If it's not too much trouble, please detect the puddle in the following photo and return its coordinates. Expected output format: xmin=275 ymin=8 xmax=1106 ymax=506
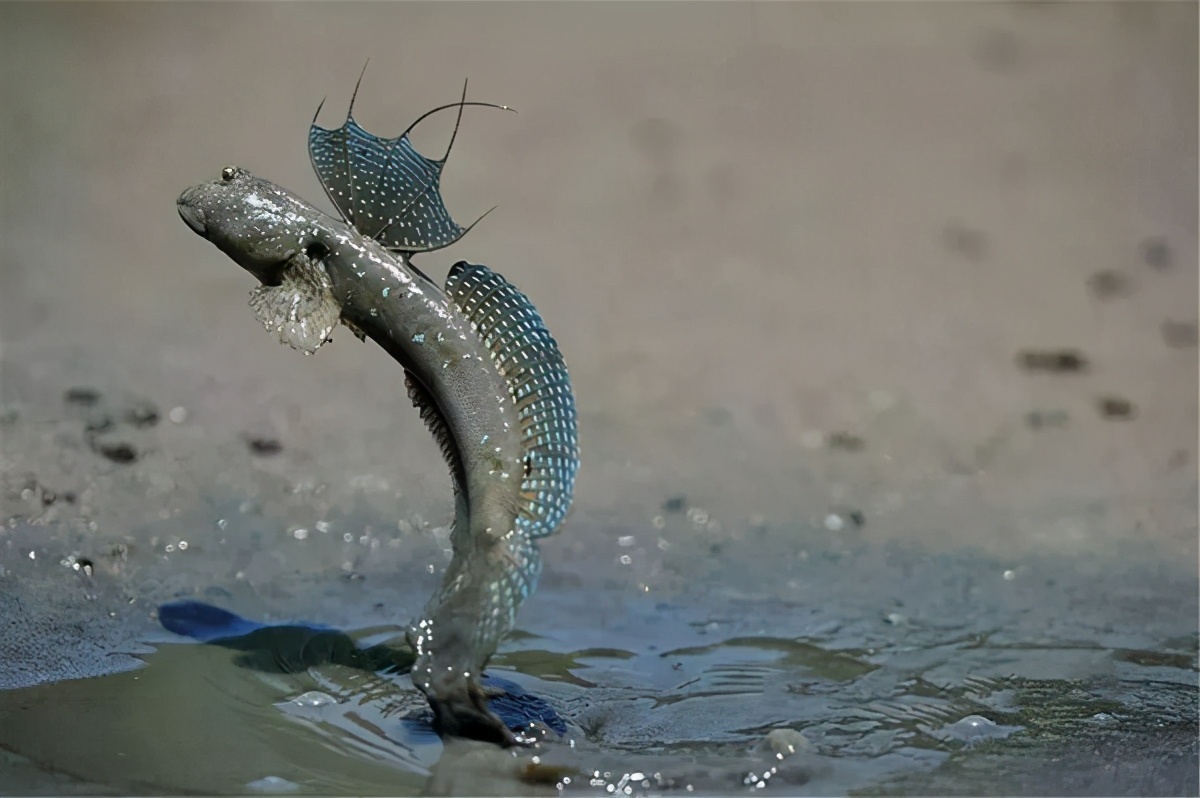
xmin=0 ymin=538 xmax=1195 ymax=795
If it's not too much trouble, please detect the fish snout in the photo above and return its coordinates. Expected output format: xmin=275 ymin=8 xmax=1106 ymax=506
xmin=177 ymin=188 xmax=207 ymax=235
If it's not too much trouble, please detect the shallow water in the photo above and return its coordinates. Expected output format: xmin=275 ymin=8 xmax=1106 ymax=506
xmin=1 ymin=468 xmax=1196 ymax=795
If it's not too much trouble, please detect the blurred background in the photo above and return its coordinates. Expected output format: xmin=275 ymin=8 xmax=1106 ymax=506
xmin=0 ymin=3 xmax=1196 ymax=793
xmin=3 ymin=2 xmax=1195 ymax=557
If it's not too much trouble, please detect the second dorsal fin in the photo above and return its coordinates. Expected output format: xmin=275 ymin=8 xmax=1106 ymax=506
xmin=444 ymin=262 xmax=579 ymax=539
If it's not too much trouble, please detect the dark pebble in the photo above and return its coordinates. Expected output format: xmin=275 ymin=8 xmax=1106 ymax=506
xmin=64 ymin=387 xmax=101 ymax=407
xmin=1097 ymin=396 xmax=1136 ymax=420
xmin=94 ymin=441 xmax=139 ymax=464
xmin=828 ymin=432 xmax=865 ymax=452
xmin=1016 ymin=350 xmax=1089 ymax=373
xmin=662 ymin=495 xmax=687 ymax=513
xmin=1087 ymin=270 xmax=1132 ymax=299
xmin=245 ymin=436 xmax=283 ymax=457
xmin=1140 ymin=237 xmax=1172 ymax=269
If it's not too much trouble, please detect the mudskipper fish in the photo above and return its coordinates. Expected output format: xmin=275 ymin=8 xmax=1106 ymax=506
xmin=176 ymin=72 xmax=579 ymax=747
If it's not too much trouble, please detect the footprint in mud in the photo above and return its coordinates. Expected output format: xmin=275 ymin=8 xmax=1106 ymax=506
xmin=64 ymin=386 xmax=160 ymax=465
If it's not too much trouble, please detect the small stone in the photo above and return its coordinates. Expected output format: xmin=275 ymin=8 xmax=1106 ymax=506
xmin=1096 ymin=396 xmax=1136 ymax=420
xmin=662 ymin=495 xmax=686 ymax=513
xmin=1087 ymin=270 xmax=1132 ymax=299
xmin=245 ymin=436 xmax=283 ymax=456
xmin=1016 ymin=350 xmax=1088 ymax=374
xmin=827 ymin=432 xmax=864 ymax=452
xmin=64 ymin=387 xmax=101 ymax=407
xmin=1140 ymin=237 xmax=1172 ymax=270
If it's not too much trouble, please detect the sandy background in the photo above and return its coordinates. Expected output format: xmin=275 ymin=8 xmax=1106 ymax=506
xmin=1 ymin=2 xmax=1196 ymax=587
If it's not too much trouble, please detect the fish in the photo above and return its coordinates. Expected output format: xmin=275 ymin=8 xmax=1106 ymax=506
xmin=176 ymin=71 xmax=580 ymax=747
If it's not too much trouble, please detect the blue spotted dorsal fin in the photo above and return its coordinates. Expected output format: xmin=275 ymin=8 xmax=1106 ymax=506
xmin=444 ymin=262 xmax=579 ymax=538
xmin=308 ymin=73 xmax=510 ymax=254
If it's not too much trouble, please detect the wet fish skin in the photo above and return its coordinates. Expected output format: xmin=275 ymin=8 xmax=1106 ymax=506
xmin=177 ymin=166 xmax=569 ymax=747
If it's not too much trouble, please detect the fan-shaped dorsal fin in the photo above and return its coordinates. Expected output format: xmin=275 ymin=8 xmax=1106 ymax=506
xmin=308 ymin=72 xmax=512 ymax=254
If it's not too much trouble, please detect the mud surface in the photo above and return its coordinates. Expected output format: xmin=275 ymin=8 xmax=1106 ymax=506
xmin=1 ymin=2 xmax=1196 ymax=795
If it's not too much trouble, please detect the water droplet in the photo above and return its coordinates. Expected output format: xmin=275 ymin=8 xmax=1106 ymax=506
xmin=292 ymin=528 xmax=308 ymax=540
xmin=291 ymin=691 xmax=336 ymax=708
xmin=168 ymin=406 xmax=188 ymax=424
xmin=823 ymin=513 xmax=845 ymax=532
xmin=617 ymin=535 xmax=636 ymax=547
xmin=245 ymin=776 xmax=299 ymax=793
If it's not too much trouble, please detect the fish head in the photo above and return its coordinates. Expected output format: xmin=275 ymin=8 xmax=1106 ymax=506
xmin=177 ymin=167 xmax=323 ymax=286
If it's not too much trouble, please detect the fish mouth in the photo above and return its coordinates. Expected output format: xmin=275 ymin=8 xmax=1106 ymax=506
xmin=177 ymin=193 xmax=206 ymax=235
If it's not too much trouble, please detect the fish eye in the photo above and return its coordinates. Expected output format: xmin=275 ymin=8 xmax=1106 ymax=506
xmin=221 ymin=166 xmax=238 ymax=181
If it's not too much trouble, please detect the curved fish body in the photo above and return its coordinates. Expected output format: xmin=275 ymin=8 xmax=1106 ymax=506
xmin=175 ymin=83 xmax=578 ymax=746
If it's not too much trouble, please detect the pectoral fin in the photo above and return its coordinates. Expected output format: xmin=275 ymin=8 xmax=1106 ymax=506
xmin=248 ymin=250 xmax=342 ymax=355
